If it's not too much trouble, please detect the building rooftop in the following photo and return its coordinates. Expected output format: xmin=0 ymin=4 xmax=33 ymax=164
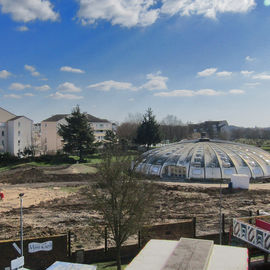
xmin=43 ymin=114 xmax=110 ymax=123
xmin=86 ymin=114 xmax=110 ymax=123
xmin=43 ymin=114 xmax=69 ymax=122
xmin=8 ymin=115 xmax=32 ymax=122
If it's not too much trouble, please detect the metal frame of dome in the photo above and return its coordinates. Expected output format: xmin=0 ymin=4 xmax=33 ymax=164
xmin=135 ymin=138 xmax=270 ymax=180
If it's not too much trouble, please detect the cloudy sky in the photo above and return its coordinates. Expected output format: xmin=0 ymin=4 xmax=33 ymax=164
xmin=1 ymin=0 xmax=270 ymax=127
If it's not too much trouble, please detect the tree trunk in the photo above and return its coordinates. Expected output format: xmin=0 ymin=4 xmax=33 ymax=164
xmin=116 ymin=244 xmax=122 ymax=270
xmin=79 ymin=149 xmax=82 ymax=163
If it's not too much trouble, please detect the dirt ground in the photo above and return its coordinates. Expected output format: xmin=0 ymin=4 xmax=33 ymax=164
xmin=1 ymin=165 xmax=270 ymax=251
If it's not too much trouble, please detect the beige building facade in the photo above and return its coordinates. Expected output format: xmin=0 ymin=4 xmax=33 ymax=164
xmin=41 ymin=114 xmax=68 ymax=154
xmin=41 ymin=113 xmax=112 ymax=154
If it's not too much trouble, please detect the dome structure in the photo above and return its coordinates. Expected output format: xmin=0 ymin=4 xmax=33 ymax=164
xmin=135 ymin=138 xmax=270 ymax=180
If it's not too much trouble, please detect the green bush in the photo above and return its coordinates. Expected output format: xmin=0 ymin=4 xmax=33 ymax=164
xmin=34 ymin=154 xmax=76 ymax=164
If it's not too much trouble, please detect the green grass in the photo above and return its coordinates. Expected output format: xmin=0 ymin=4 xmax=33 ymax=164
xmin=0 ymin=161 xmax=69 ymax=172
xmin=0 ymin=164 xmax=18 ymax=172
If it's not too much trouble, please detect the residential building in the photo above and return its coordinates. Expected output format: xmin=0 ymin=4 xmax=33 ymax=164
xmin=0 ymin=107 xmax=33 ymax=155
xmin=86 ymin=114 xmax=113 ymax=142
xmin=41 ymin=113 xmax=112 ymax=154
xmin=189 ymin=120 xmax=229 ymax=138
xmin=41 ymin=114 xmax=68 ymax=154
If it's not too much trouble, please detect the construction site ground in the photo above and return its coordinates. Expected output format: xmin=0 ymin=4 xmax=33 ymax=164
xmin=1 ymin=164 xmax=270 ymax=251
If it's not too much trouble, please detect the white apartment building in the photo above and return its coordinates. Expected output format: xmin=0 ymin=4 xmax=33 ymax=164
xmin=41 ymin=113 xmax=112 ymax=154
xmin=86 ymin=114 xmax=113 ymax=142
xmin=0 ymin=107 xmax=33 ymax=155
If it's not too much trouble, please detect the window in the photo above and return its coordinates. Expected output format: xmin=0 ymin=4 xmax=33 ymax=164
xmin=2 ymin=140 xmax=4 ymax=146
xmin=1 ymin=131 xmax=4 ymax=136
xmin=18 ymin=131 xmax=21 ymax=136
xmin=99 ymin=124 xmax=104 ymax=128
xmin=18 ymin=140 xmax=20 ymax=146
xmin=18 ymin=122 xmax=20 ymax=127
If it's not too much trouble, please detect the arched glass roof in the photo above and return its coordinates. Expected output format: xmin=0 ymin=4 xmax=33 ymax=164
xmin=135 ymin=139 xmax=270 ymax=180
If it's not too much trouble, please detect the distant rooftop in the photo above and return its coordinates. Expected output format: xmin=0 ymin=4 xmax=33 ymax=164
xmin=43 ymin=114 xmax=69 ymax=122
xmin=43 ymin=113 xmax=110 ymax=123
xmin=86 ymin=114 xmax=109 ymax=123
xmin=8 ymin=116 xmax=23 ymax=121
xmin=8 ymin=116 xmax=32 ymax=122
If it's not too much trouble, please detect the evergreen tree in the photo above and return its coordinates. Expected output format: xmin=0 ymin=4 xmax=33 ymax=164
xmin=58 ymin=106 xmax=95 ymax=161
xmin=104 ymin=130 xmax=117 ymax=144
xmin=135 ymin=108 xmax=161 ymax=149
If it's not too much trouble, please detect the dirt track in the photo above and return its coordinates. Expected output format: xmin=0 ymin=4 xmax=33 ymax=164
xmin=1 ymin=166 xmax=270 ymax=250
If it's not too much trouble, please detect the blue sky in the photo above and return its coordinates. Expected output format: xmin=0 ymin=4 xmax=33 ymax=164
xmin=1 ymin=0 xmax=270 ymax=127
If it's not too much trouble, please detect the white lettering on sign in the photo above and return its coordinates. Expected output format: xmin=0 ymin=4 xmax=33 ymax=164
xmin=28 ymin=241 xmax=53 ymax=253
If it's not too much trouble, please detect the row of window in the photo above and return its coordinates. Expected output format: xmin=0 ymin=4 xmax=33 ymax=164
xmin=1 ymin=130 xmax=21 ymax=137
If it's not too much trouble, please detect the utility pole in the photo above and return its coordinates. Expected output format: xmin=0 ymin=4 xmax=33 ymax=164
xmin=19 ymin=193 xmax=24 ymax=257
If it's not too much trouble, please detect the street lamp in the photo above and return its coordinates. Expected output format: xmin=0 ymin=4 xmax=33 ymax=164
xmin=19 ymin=193 xmax=24 ymax=257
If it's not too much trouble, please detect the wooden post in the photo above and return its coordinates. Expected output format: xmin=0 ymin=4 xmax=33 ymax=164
xmin=249 ymin=210 xmax=252 ymax=224
xmin=257 ymin=209 xmax=260 ymax=216
xmin=68 ymin=231 xmax=71 ymax=258
xmin=138 ymin=230 xmax=141 ymax=249
xmin=193 ymin=217 xmax=196 ymax=238
xmin=105 ymin=227 xmax=108 ymax=252
xmin=222 ymin=214 xmax=225 ymax=234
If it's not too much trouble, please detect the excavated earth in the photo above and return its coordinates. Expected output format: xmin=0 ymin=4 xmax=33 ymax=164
xmin=1 ymin=166 xmax=270 ymax=251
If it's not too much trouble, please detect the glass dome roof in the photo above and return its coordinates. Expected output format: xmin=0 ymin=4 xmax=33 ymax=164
xmin=135 ymin=138 xmax=270 ymax=180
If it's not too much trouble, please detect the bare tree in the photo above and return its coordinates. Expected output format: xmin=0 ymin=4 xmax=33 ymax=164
xmin=89 ymin=150 xmax=155 ymax=270
xmin=116 ymin=122 xmax=138 ymax=143
xmin=161 ymin=114 xmax=183 ymax=126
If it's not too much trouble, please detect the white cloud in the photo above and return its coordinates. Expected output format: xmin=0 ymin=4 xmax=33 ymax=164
xmin=161 ymin=0 xmax=256 ymax=19
xmin=252 ymin=73 xmax=270 ymax=80
xmin=244 ymin=82 xmax=260 ymax=87
xmin=0 ymin=0 xmax=59 ymax=22
xmin=196 ymin=89 xmax=224 ymax=96
xmin=57 ymin=82 xmax=81 ymax=93
xmin=35 ymin=85 xmax=51 ymax=91
xmin=241 ymin=70 xmax=254 ymax=76
xmin=60 ymin=66 xmax=85 ymax=74
xmin=0 ymin=69 xmax=11 ymax=79
xmin=49 ymin=92 xmax=83 ymax=100
xmin=24 ymin=92 xmax=34 ymax=96
xmin=128 ymin=98 xmax=135 ymax=102
xmin=76 ymin=0 xmax=255 ymax=27
xmin=24 ymin=64 xmax=40 ymax=76
xmin=9 ymin=82 xmax=31 ymax=90
xmin=197 ymin=68 xmax=217 ymax=77
xmin=154 ymin=89 xmax=195 ymax=97
xmin=246 ymin=55 xmax=256 ymax=62
xmin=216 ymin=71 xmax=232 ymax=77
xmin=229 ymin=89 xmax=245 ymax=94
xmin=4 ymin=94 xmax=21 ymax=99
xmin=140 ymin=72 xmax=168 ymax=90
xmin=88 ymin=80 xmax=136 ymax=91
xmin=155 ymin=88 xmax=241 ymax=97
xmin=16 ymin=25 xmax=29 ymax=31
xmin=77 ymin=0 xmax=159 ymax=27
